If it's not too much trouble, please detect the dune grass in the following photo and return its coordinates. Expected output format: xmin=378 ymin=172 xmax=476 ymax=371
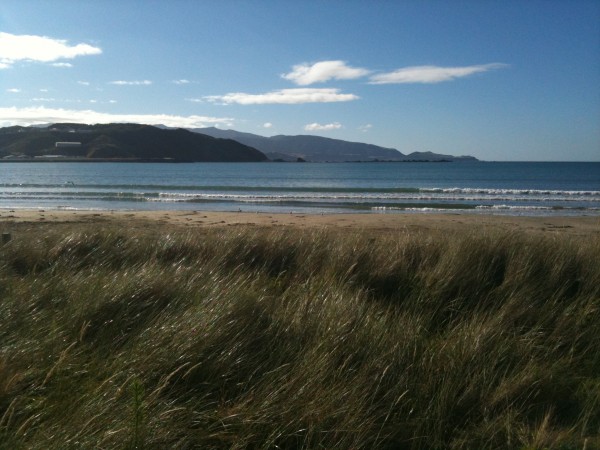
xmin=0 ymin=221 xmax=598 ymax=449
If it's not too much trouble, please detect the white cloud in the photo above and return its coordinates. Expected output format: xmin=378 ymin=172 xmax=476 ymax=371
xmin=186 ymin=98 xmax=203 ymax=103
xmin=110 ymin=80 xmax=152 ymax=86
xmin=0 ymin=106 xmax=235 ymax=128
xmin=358 ymin=124 xmax=372 ymax=132
xmin=52 ymin=62 xmax=73 ymax=68
xmin=263 ymin=122 xmax=273 ymax=128
xmin=39 ymin=88 xmax=49 ymax=92
xmin=369 ymin=63 xmax=507 ymax=84
xmin=78 ymin=81 xmax=91 ymax=86
xmin=282 ymin=60 xmax=370 ymax=85
xmin=304 ymin=122 xmax=342 ymax=131
xmin=7 ymin=88 xmax=21 ymax=93
xmin=173 ymin=79 xmax=190 ymax=85
xmin=31 ymin=97 xmax=55 ymax=102
xmin=204 ymin=88 xmax=358 ymax=105
xmin=0 ymin=32 xmax=101 ymax=69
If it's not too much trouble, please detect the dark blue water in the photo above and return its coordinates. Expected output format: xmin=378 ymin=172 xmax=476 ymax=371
xmin=1 ymin=161 xmax=599 ymax=215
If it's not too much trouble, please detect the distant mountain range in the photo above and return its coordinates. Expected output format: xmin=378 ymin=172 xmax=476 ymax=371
xmin=0 ymin=123 xmax=267 ymax=162
xmin=0 ymin=123 xmax=477 ymax=163
xmin=192 ymin=127 xmax=477 ymax=162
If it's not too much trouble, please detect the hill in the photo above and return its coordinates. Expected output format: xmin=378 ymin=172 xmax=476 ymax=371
xmin=0 ymin=123 xmax=268 ymax=162
xmin=193 ymin=127 xmax=477 ymax=162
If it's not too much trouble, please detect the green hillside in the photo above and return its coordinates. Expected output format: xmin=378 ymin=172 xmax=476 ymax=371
xmin=0 ymin=123 xmax=268 ymax=162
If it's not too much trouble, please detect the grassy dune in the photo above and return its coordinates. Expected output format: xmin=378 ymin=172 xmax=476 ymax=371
xmin=0 ymin=222 xmax=598 ymax=449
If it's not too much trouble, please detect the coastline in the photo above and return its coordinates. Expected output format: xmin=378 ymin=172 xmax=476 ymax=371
xmin=1 ymin=209 xmax=598 ymax=237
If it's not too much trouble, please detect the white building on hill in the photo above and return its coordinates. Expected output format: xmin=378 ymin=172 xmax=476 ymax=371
xmin=55 ymin=142 xmax=82 ymax=148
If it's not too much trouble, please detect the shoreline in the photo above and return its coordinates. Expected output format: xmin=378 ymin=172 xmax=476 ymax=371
xmin=1 ymin=209 xmax=598 ymax=237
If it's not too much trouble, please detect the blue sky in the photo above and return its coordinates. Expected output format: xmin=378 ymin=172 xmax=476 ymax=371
xmin=1 ymin=0 xmax=599 ymax=161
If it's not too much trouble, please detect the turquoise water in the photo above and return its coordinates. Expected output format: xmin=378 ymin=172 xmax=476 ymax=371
xmin=1 ymin=161 xmax=599 ymax=215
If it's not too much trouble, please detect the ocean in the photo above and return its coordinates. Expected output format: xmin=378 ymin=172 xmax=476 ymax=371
xmin=1 ymin=161 xmax=599 ymax=216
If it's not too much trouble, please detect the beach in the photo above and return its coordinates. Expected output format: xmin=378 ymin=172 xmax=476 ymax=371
xmin=1 ymin=208 xmax=598 ymax=237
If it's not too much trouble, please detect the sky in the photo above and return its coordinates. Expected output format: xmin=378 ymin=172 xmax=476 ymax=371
xmin=1 ymin=0 xmax=599 ymax=161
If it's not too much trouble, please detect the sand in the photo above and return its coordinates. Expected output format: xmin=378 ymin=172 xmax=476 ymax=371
xmin=0 ymin=209 xmax=598 ymax=237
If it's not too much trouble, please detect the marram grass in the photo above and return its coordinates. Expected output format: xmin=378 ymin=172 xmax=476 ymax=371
xmin=0 ymin=223 xmax=598 ymax=449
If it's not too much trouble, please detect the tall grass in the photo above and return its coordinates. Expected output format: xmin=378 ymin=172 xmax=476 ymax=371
xmin=0 ymin=222 xmax=598 ymax=449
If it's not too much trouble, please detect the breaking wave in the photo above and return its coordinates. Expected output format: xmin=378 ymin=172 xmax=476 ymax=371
xmin=1 ymin=161 xmax=599 ymax=216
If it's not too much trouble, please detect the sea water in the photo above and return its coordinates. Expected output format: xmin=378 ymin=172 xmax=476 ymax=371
xmin=0 ymin=161 xmax=599 ymax=216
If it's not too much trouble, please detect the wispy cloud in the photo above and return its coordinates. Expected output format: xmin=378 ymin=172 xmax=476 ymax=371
xmin=263 ymin=122 xmax=273 ymax=128
xmin=304 ymin=122 xmax=342 ymax=131
xmin=30 ymin=97 xmax=55 ymax=102
xmin=78 ymin=81 xmax=91 ymax=86
xmin=52 ymin=62 xmax=73 ymax=68
xmin=0 ymin=106 xmax=234 ymax=128
xmin=7 ymin=88 xmax=21 ymax=93
xmin=282 ymin=60 xmax=370 ymax=85
xmin=0 ymin=32 xmax=101 ymax=69
xmin=369 ymin=63 xmax=507 ymax=84
xmin=109 ymin=80 xmax=152 ymax=86
xmin=173 ymin=79 xmax=190 ymax=85
xmin=204 ymin=88 xmax=358 ymax=105
xmin=358 ymin=124 xmax=372 ymax=132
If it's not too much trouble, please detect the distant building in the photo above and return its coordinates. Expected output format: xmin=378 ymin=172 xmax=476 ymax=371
xmin=55 ymin=142 xmax=82 ymax=148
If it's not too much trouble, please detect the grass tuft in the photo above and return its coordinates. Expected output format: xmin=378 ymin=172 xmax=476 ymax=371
xmin=0 ymin=222 xmax=598 ymax=449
